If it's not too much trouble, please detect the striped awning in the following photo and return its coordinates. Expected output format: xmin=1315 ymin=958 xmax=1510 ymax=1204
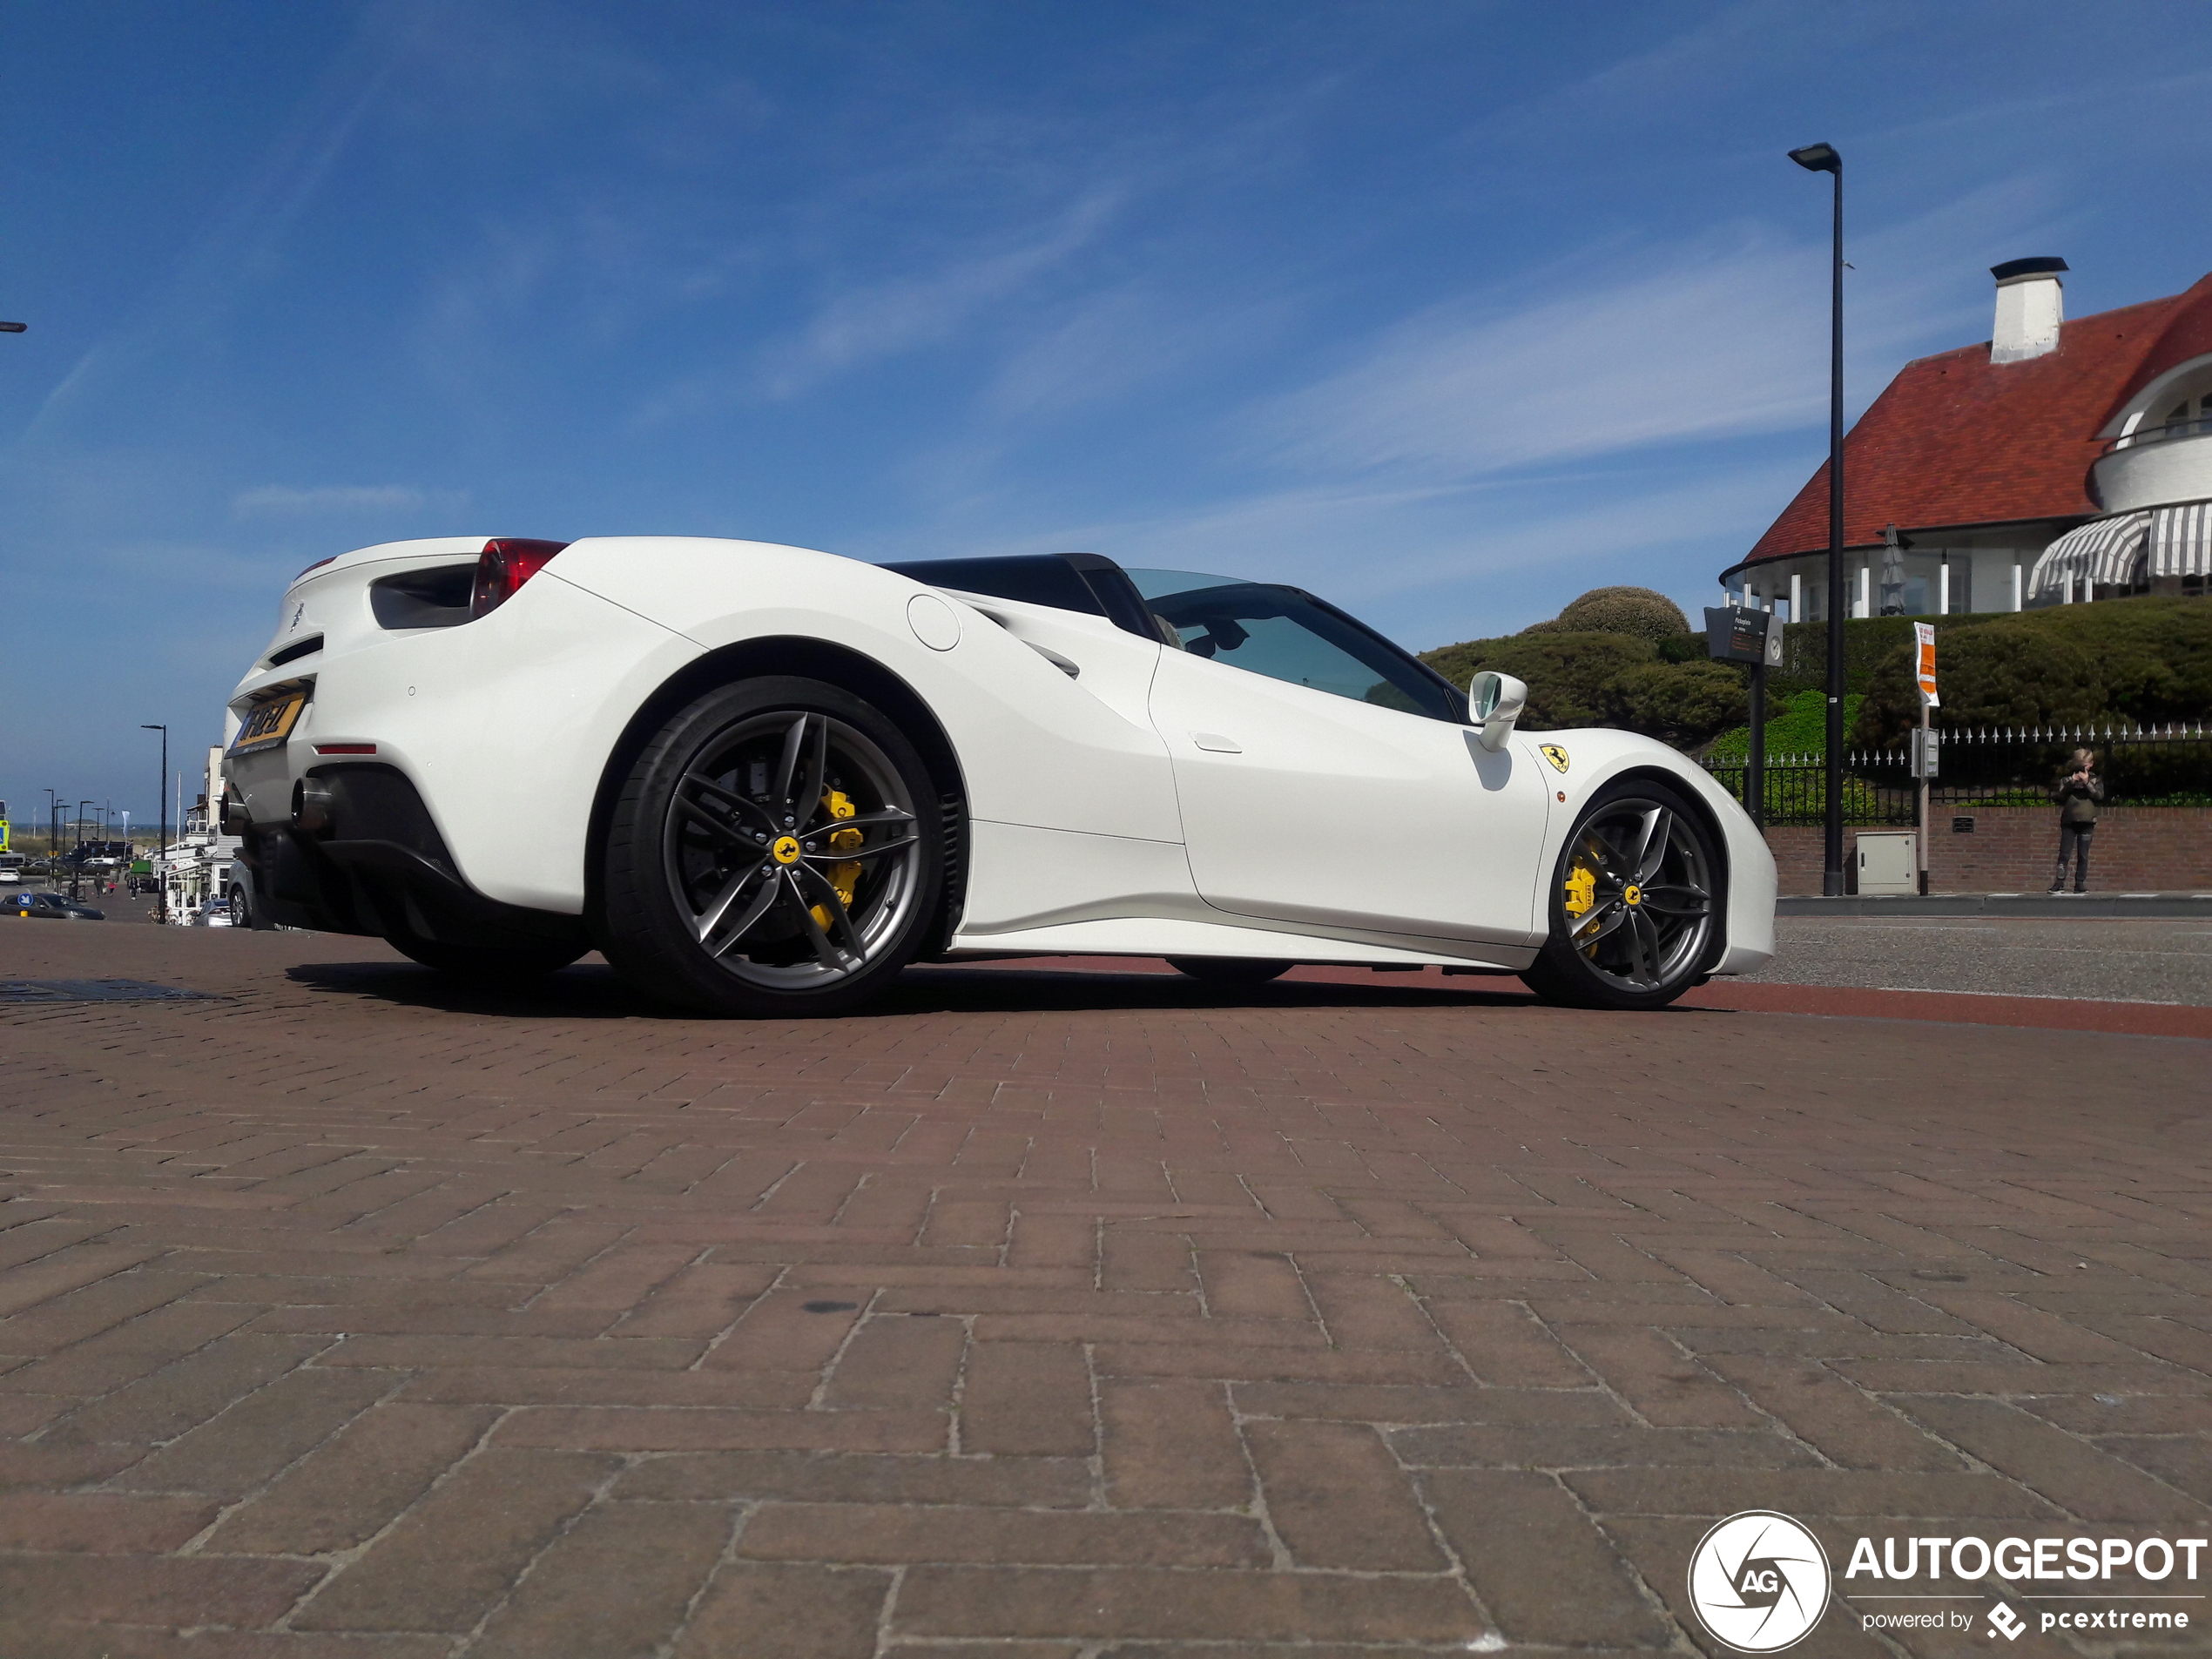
xmin=2029 ymin=512 xmax=2149 ymax=597
xmin=2151 ymin=500 xmax=2212 ymax=577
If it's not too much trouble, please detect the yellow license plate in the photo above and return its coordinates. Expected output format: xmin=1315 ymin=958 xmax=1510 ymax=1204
xmin=230 ymin=691 xmax=307 ymax=756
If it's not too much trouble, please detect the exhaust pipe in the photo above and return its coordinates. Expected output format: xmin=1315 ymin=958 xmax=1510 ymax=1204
xmin=292 ymin=779 xmax=336 ymax=834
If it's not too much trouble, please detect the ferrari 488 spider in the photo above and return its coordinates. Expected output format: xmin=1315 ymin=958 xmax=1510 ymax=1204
xmin=223 ymin=537 xmax=1774 ymax=1015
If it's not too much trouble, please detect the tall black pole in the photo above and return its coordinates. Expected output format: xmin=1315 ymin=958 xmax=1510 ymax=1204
xmin=143 ymin=725 xmax=168 ymax=922
xmin=1791 ymin=142 xmax=1848 ymax=896
xmin=1822 ymin=159 xmax=1846 ymax=895
xmin=1746 ymin=658 xmax=1767 ymax=827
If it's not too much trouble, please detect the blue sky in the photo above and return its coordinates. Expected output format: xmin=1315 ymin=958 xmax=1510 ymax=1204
xmin=7 ymin=1 xmax=2212 ymax=830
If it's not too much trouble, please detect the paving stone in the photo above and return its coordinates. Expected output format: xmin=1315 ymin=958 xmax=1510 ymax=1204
xmin=671 ymin=1560 xmax=892 ymax=1658
xmin=1421 ymin=1467 xmax=1671 ymax=1646
xmin=736 ymin=1501 xmax=1271 ymax=1566
xmin=819 ymin=1311 xmax=966 ymax=1413
xmin=615 ymin=1448 xmax=1093 ymax=1507
xmin=1240 ymin=1419 xmax=1445 ymax=1570
xmin=469 ymin=1499 xmax=731 ymax=1659
xmin=290 ymin=1447 xmax=618 ymax=1631
xmin=1 ymin=926 xmax=2206 ymax=1650
xmin=1101 ymin=1378 xmax=1248 ymax=1509
xmin=960 ymin=1341 xmax=1094 ymax=1456
xmin=204 ymin=1401 xmax=500 ymax=1554
xmin=114 ymin=1363 xmax=394 ymax=1496
xmin=890 ymin=1566 xmax=1488 ymax=1642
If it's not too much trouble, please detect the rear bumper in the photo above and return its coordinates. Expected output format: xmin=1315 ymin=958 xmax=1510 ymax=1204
xmin=246 ymin=762 xmax=588 ymax=951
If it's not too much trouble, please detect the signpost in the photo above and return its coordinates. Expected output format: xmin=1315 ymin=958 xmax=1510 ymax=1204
xmin=1705 ymin=604 xmax=1786 ymax=826
xmin=1910 ymin=622 xmax=1939 ymax=894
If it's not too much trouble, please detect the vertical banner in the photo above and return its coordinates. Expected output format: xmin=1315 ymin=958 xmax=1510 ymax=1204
xmin=1914 ymin=622 xmax=1939 ymax=706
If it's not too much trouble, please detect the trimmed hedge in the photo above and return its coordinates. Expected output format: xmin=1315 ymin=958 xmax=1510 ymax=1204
xmin=1551 ymin=585 xmax=1692 ymax=643
xmin=1850 ymin=596 xmax=2212 ymax=746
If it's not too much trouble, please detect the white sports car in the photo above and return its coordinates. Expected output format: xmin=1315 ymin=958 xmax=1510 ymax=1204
xmin=223 ymin=537 xmax=1775 ymax=1015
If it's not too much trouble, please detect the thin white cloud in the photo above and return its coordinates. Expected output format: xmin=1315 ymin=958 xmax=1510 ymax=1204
xmin=232 ymin=484 xmax=465 ymax=518
xmin=758 ymin=192 xmax=1123 ymax=398
xmin=1251 ymin=177 xmax=2049 ymax=487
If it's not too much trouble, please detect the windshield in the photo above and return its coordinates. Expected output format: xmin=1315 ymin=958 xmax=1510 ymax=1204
xmin=1125 ymin=569 xmax=1463 ymax=723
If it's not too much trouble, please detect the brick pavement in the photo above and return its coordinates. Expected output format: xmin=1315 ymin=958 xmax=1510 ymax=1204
xmin=0 ymin=924 xmax=2208 ymax=1656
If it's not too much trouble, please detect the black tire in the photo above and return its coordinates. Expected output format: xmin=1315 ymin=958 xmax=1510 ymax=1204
xmin=1521 ymin=779 xmax=1723 ymax=1011
xmin=228 ymin=885 xmax=253 ymax=930
xmin=389 ymin=934 xmax=587 ymax=980
xmin=1167 ymin=957 xmax=1293 ymax=985
xmin=596 ymin=677 xmax=943 ymax=1017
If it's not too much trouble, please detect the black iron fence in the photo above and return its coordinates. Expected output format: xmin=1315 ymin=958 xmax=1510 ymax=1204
xmin=1703 ymin=725 xmax=2212 ymax=826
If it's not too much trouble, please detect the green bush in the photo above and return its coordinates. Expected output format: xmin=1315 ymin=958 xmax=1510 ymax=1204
xmin=1554 ymin=585 xmax=1692 ymax=643
xmin=1420 ymin=631 xmax=1743 ymax=749
xmin=1422 ymin=632 xmax=1656 ymax=729
xmin=1848 ymin=597 xmax=2212 ymax=747
xmin=1707 ymin=689 xmax=1863 ymax=759
xmin=1602 ymin=661 xmax=1748 ymax=750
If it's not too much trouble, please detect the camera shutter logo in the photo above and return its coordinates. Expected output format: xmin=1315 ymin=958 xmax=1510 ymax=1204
xmin=1686 ymin=1510 xmax=1831 ymax=1652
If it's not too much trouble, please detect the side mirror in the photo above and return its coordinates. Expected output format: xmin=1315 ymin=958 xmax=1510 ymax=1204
xmin=1470 ymin=671 xmax=1527 ymax=752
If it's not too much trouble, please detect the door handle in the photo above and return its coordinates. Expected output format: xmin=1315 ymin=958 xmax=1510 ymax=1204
xmin=1190 ymin=732 xmax=1242 ymax=753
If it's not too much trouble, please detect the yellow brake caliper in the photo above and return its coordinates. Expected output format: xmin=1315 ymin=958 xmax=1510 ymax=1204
xmin=809 ymin=789 xmax=866 ymax=932
xmin=1561 ymin=860 xmax=1599 ymax=948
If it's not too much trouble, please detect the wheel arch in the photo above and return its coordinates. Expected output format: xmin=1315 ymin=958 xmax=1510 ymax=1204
xmin=583 ymin=635 xmax=971 ymax=952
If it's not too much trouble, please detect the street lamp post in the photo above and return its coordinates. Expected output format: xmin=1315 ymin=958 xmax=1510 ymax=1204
xmin=142 ymin=725 xmax=169 ymax=921
xmin=1790 ymin=141 xmax=1848 ymax=898
xmin=44 ymin=788 xmax=57 ymax=866
xmin=74 ymin=800 xmax=92 ymax=900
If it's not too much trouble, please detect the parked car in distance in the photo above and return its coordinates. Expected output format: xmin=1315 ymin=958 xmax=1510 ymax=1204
xmin=3 ymin=891 xmax=105 ymax=921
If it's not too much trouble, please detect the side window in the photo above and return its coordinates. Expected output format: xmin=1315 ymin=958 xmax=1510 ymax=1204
xmin=1125 ymin=570 xmax=1462 ymax=722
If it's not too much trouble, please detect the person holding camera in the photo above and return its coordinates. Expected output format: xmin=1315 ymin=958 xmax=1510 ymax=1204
xmin=2048 ymin=747 xmax=2103 ymax=894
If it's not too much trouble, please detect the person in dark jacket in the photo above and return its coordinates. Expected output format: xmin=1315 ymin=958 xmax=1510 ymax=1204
xmin=2049 ymin=747 xmax=2104 ymax=894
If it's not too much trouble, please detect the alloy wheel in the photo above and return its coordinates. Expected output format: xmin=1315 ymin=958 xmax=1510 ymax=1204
xmin=1558 ymin=797 xmax=1715 ymax=994
xmin=660 ymin=709 xmax=924 ymax=989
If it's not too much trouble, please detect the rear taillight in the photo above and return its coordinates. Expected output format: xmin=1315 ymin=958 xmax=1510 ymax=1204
xmin=469 ymin=538 xmax=570 ymax=619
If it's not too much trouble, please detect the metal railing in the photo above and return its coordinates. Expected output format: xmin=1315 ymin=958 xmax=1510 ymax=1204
xmin=2104 ymin=416 xmax=2212 ymax=453
xmin=1703 ymin=725 xmax=2212 ymax=826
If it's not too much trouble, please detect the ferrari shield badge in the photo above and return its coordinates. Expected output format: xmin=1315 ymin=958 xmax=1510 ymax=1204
xmin=1541 ymin=745 xmax=1571 ymax=773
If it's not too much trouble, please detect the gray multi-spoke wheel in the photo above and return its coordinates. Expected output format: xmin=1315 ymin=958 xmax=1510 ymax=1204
xmin=597 ymin=678 xmax=942 ymax=1016
xmin=1521 ymin=779 xmax=1721 ymax=1010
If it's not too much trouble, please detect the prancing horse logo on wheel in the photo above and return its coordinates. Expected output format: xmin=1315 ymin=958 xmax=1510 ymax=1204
xmin=772 ymin=835 xmax=802 ymax=865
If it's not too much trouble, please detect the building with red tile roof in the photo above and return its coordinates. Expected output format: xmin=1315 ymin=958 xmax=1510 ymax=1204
xmin=1723 ymin=263 xmax=2212 ymax=618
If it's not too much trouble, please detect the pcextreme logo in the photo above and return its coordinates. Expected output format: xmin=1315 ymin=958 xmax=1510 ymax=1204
xmin=1687 ymin=1511 xmax=1831 ymax=1652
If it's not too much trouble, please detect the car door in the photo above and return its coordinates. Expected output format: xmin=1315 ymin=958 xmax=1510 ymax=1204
xmin=1135 ymin=573 xmax=1552 ymax=947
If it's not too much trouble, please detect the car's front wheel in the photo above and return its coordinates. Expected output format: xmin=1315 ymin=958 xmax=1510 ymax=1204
xmin=1521 ymin=779 xmax=1721 ymax=1011
xmin=597 ymin=677 xmax=943 ymax=1017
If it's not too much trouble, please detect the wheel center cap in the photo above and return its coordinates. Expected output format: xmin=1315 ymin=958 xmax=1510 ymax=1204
xmin=772 ymin=835 xmax=802 ymax=866
xmin=1623 ymin=883 xmax=1642 ymax=907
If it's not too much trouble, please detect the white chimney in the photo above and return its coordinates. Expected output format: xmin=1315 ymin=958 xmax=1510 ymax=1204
xmin=1990 ymin=257 xmax=2067 ymax=364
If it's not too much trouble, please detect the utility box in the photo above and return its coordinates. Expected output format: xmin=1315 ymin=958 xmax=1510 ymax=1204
xmin=1855 ymin=831 xmax=1919 ymax=896
xmin=1911 ymin=728 xmax=1940 ymax=779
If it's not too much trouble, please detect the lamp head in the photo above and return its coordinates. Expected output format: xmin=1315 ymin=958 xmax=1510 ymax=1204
xmin=1789 ymin=142 xmax=1840 ymax=174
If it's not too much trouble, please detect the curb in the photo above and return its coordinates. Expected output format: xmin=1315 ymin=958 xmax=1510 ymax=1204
xmin=1777 ymin=893 xmax=2212 ymax=918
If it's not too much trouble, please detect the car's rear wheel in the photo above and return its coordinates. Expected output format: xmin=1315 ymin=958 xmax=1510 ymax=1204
xmin=1521 ymin=779 xmax=1720 ymax=1011
xmin=1167 ymin=957 xmax=1292 ymax=985
xmin=228 ymin=885 xmax=253 ymax=930
xmin=597 ymin=677 xmax=942 ymax=1017
xmin=388 ymin=934 xmax=587 ymax=981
